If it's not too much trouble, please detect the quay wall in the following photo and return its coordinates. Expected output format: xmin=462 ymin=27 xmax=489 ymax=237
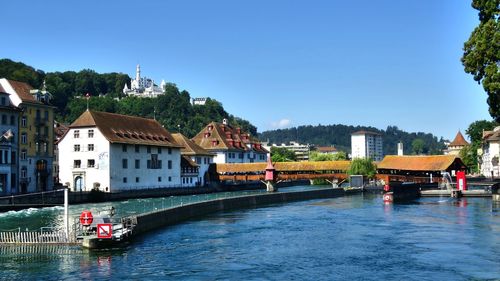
xmin=134 ymin=188 xmax=352 ymax=235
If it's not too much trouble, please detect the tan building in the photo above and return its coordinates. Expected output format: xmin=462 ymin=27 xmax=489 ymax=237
xmin=0 ymin=79 xmax=55 ymax=193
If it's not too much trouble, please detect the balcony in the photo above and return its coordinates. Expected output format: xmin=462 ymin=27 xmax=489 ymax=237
xmin=35 ymin=133 xmax=48 ymax=142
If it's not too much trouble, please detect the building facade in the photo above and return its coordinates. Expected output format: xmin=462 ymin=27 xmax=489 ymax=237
xmin=0 ymin=87 xmax=20 ymax=195
xmin=479 ymin=126 xmax=500 ymax=178
xmin=172 ymin=133 xmax=214 ymax=187
xmin=0 ymin=79 xmax=55 ymax=193
xmin=58 ymin=110 xmax=182 ymax=192
xmin=351 ymin=130 xmax=383 ymax=161
xmin=123 ymin=64 xmax=165 ymax=98
xmin=192 ymin=119 xmax=267 ymax=164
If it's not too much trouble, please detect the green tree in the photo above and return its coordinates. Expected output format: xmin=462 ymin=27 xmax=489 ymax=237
xmin=271 ymin=147 xmax=297 ymax=162
xmin=347 ymin=158 xmax=377 ymax=178
xmin=411 ymin=138 xmax=425 ymax=154
xmin=459 ymin=145 xmax=477 ymax=173
xmin=462 ymin=0 xmax=500 ymax=121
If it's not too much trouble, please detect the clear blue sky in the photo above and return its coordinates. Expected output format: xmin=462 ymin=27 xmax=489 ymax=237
xmin=2 ymin=0 xmax=491 ymax=140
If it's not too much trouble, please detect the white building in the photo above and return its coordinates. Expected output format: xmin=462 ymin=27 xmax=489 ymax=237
xmin=58 ymin=110 xmax=182 ymax=192
xmin=191 ymin=97 xmax=208 ymax=106
xmin=123 ymin=64 xmax=165 ymax=98
xmin=192 ymin=119 xmax=267 ymax=164
xmin=351 ymin=130 xmax=383 ymax=161
xmin=172 ymin=133 xmax=214 ymax=187
xmin=263 ymin=141 xmax=311 ymax=161
xmin=479 ymin=126 xmax=500 ymax=177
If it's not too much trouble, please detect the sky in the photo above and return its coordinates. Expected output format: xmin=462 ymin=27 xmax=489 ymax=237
xmin=1 ymin=0 xmax=492 ymax=141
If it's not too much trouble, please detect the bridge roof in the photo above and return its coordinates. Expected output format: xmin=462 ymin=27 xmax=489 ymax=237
xmin=377 ymin=155 xmax=465 ymax=172
xmin=215 ymin=161 xmax=351 ymax=173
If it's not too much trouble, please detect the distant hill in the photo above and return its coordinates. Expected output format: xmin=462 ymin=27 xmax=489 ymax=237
xmin=259 ymin=124 xmax=447 ymax=155
xmin=0 ymin=58 xmax=256 ymax=137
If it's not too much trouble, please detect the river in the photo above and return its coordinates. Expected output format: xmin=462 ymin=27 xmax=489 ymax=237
xmin=0 ymin=188 xmax=499 ymax=280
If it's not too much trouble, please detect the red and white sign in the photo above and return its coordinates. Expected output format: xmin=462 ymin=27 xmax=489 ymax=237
xmin=79 ymin=210 xmax=93 ymax=226
xmin=97 ymin=223 xmax=113 ymax=239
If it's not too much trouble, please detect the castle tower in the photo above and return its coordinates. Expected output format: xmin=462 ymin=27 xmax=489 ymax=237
xmin=136 ymin=64 xmax=141 ymax=81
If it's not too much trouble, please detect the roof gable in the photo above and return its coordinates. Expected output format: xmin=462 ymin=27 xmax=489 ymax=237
xmin=172 ymin=133 xmax=214 ymax=156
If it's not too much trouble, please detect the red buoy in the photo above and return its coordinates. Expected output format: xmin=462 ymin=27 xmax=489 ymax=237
xmin=383 ymin=184 xmax=390 ymax=192
xmin=79 ymin=210 xmax=93 ymax=226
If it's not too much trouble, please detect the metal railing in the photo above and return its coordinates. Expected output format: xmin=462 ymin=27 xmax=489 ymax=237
xmin=0 ymin=227 xmax=74 ymax=244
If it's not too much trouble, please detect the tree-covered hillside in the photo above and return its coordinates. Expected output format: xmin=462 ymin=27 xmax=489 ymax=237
xmin=259 ymin=124 xmax=447 ymax=156
xmin=0 ymin=58 xmax=256 ymax=137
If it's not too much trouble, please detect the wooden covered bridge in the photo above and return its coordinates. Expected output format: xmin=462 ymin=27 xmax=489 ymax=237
xmin=211 ymin=161 xmax=351 ymax=183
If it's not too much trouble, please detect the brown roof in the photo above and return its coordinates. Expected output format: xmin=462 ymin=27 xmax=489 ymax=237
xmin=54 ymin=122 xmax=69 ymax=140
xmin=483 ymin=128 xmax=500 ymax=142
xmin=377 ymin=155 xmax=465 ymax=171
xmin=316 ymin=146 xmax=337 ymax=153
xmin=7 ymin=80 xmax=38 ymax=103
xmin=352 ymin=130 xmax=381 ymax=136
xmin=216 ymin=161 xmax=351 ymax=173
xmin=449 ymin=131 xmax=469 ymax=146
xmin=172 ymin=133 xmax=214 ymax=156
xmin=181 ymin=155 xmax=199 ymax=168
xmin=192 ymin=121 xmax=268 ymax=153
xmin=68 ymin=110 xmax=182 ymax=147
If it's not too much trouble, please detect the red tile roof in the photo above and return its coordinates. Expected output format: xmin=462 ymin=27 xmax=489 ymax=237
xmin=449 ymin=131 xmax=469 ymax=147
xmin=316 ymin=146 xmax=337 ymax=153
xmin=69 ymin=110 xmax=182 ymax=147
xmin=7 ymin=80 xmax=38 ymax=103
xmin=192 ymin=121 xmax=268 ymax=153
xmin=377 ymin=155 xmax=465 ymax=171
xmin=172 ymin=133 xmax=214 ymax=156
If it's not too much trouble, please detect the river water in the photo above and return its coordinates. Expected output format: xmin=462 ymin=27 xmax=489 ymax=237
xmin=0 ymin=188 xmax=499 ymax=280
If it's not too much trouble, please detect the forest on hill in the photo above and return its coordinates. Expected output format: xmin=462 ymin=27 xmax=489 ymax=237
xmin=0 ymin=58 xmax=256 ymax=137
xmin=259 ymin=124 xmax=447 ymax=156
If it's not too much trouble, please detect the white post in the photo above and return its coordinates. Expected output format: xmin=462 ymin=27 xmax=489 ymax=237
xmin=64 ymin=187 xmax=69 ymax=241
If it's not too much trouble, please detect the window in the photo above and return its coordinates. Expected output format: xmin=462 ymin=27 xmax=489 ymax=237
xmin=88 ymin=129 xmax=94 ymax=138
xmin=21 ymin=150 xmax=27 ymax=160
xmin=168 ymin=160 xmax=172 ymax=169
xmin=74 ymin=144 xmax=80 ymax=152
xmin=135 ymin=145 xmax=140 ymax=153
xmin=135 ymin=159 xmax=140 ymax=169
xmin=74 ymin=130 xmax=80 ymax=138
xmin=123 ymin=177 xmax=127 ymax=183
xmin=87 ymin=159 xmax=95 ymax=168
xmin=0 ymin=97 xmax=4 ymax=105
xmin=122 ymin=144 xmax=127 ymax=152
xmin=10 ymin=115 xmax=14 ymax=125
xmin=196 ymin=157 xmax=201 ymax=164
xmin=1 ymin=114 xmax=6 ymax=124
xmin=168 ymin=176 xmax=172 ymax=182
xmin=21 ymin=133 xmax=27 ymax=144
xmin=122 ymin=159 xmax=128 ymax=169
xmin=11 ymin=151 xmax=15 ymax=165
xmin=88 ymin=144 xmax=94 ymax=151
xmin=43 ymin=142 xmax=47 ymax=153
xmin=44 ymin=110 xmax=49 ymax=121
xmin=168 ymin=148 xmax=172 ymax=154
xmin=158 ymin=147 xmax=162 ymax=154
xmin=148 ymin=154 xmax=161 ymax=169
xmin=21 ymin=116 xmax=26 ymax=127
xmin=147 ymin=146 xmax=151 ymax=153
xmin=21 ymin=167 xmax=27 ymax=178
xmin=74 ymin=160 xmax=81 ymax=168
xmin=158 ymin=177 xmax=162 ymax=182
xmin=135 ymin=177 xmax=139 ymax=183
